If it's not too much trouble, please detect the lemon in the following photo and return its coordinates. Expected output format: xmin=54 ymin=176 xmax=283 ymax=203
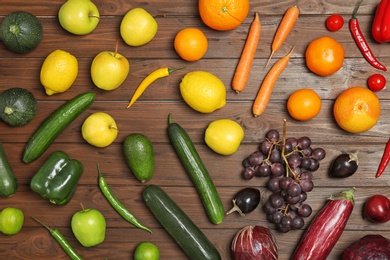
xmin=205 ymin=119 xmax=244 ymax=155
xmin=0 ymin=207 xmax=24 ymax=235
xmin=134 ymin=242 xmax=160 ymax=260
xmin=40 ymin=49 xmax=78 ymax=95
xmin=180 ymin=70 xmax=226 ymax=113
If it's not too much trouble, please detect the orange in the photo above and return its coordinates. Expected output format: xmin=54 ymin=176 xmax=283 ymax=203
xmin=198 ymin=0 xmax=249 ymax=31
xmin=287 ymin=88 xmax=322 ymax=121
xmin=333 ymin=86 xmax=380 ymax=133
xmin=306 ymin=36 xmax=344 ymax=76
xmin=174 ymin=28 xmax=208 ymax=62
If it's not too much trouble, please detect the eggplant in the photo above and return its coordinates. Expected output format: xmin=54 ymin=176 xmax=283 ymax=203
xmin=226 ymin=187 xmax=260 ymax=216
xmin=329 ymin=151 xmax=359 ymax=178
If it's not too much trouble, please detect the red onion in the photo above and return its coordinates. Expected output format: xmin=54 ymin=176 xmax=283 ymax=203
xmin=231 ymin=225 xmax=278 ymax=260
xmin=343 ymin=234 xmax=390 ymax=259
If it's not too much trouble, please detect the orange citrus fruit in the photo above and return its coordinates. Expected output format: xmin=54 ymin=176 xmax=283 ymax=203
xmin=306 ymin=36 xmax=344 ymax=76
xmin=198 ymin=0 xmax=250 ymax=31
xmin=287 ymin=88 xmax=322 ymax=121
xmin=333 ymin=86 xmax=380 ymax=133
xmin=174 ymin=28 xmax=208 ymax=62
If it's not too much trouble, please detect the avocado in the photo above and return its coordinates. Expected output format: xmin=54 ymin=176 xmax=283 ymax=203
xmin=123 ymin=133 xmax=154 ymax=182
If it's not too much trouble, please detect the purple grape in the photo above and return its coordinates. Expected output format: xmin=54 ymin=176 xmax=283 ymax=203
xmin=281 ymin=215 xmax=293 ymax=228
xmin=286 ymin=137 xmax=298 ymax=148
xmin=287 ymin=182 xmax=302 ymax=197
xmin=299 ymin=191 xmax=307 ymax=203
xmin=284 ymin=141 xmax=293 ymax=153
xmin=248 ymin=151 xmax=264 ymax=166
xmin=267 ymin=177 xmax=281 ymax=193
xmin=297 ymin=136 xmax=311 ymax=149
xmin=242 ymin=158 xmax=251 ymax=168
xmin=272 ymin=211 xmax=284 ymax=224
xmin=285 ymin=194 xmax=301 ymax=204
xmin=300 ymin=179 xmax=314 ymax=192
xmin=242 ymin=167 xmax=255 ymax=180
xmin=300 ymin=157 xmax=311 ymax=169
xmin=300 ymin=171 xmax=313 ymax=180
xmin=279 ymin=177 xmax=293 ymax=190
xmin=288 ymin=154 xmax=302 ymax=168
xmin=291 ymin=216 xmax=304 ymax=229
xmin=259 ymin=141 xmax=272 ymax=155
xmin=269 ymin=193 xmax=284 ymax=208
xmin=312 ymin=147 xmax=326 ymax=160
xmin=309 ymin=158 xmax=320 ymax=171
xmin=256 ymin=164 xmax=271 ymax=177
xmin=271 ymin=162 xmax=286 ymax=177
xmin=266 ymin=129 xmax=280 ymax=142
xmin=270 ymin=149 xmax=282 ymax=163
xmin=298 ymin=204 xmax=312 ymax=217
xmin=263 ymin=201 xmax=277 ymax=214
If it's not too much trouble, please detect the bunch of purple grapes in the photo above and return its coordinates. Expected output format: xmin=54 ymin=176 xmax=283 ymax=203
xmin=241 ymin=129 xmax=326 ymax=233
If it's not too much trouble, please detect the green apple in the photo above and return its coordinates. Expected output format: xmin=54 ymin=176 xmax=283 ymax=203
xmin=82 ymin=112 xmax=118 ymax=147
xmin=91 ymin=47 xmax=130 ymax=91
xmin=71 ymin=208 xmax=106 ymax=247
xmin=58 ymin=0 xmax=100 ymax=35
xmin=0 ymin=208 xmax=24 ymax=235
xmin=120 ymin=8 xmax=158 ymax=47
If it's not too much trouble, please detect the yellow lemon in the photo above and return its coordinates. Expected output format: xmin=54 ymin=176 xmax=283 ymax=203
xmin=180 ymin=71 xmax=226 ymax=113
xmin=40 ymin=49 xmax=78 ymax=95
xmin=205 ymin=119 xmax=244 ymax=155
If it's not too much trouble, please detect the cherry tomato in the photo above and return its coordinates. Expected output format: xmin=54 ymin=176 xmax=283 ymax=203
xmin=326 ymin=14 xmax=344 ymax=32
xmin=367 ymin=73 xmax=386 ymax=92
xmin=363 ymin=194 xmax=390 ymax=223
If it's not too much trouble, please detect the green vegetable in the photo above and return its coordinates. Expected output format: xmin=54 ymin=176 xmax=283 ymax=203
xmin=97 ymin=164 xmax=152 ymax=233
xmin=0 ymin=142 xmax=18 ymax=197
xmin=123 ymin=133 xmax=154 ymax=182
xmin=0 ymin=11 xmax=43 ymax=54
xmin=167 ymin=113 xmax=224 ymax=225
xmin=23 ymin=92 xmax=95 ymax=164
xmin=143 ymin=185 xmax=221 ymax=260
xmin=0 ymin=87 xmax=37 ymax=126
xmin=30 ymin=151 xmax=83 ymax=205
xmin=32 ymin=217 xmax=84 ymax=260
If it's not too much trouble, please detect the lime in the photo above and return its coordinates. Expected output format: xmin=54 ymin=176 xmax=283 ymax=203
xmin=0 ymin=207 xmax=24 ymax=235
xmin=205 ymin=119 xmax=244 ymax=155
xmin=134 ymin=241 xmax=160 ymax=260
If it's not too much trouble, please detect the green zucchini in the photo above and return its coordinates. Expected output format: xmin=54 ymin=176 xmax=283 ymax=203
xmin=167 ymin=113 xmax=224 ymax=225
xmin=0 ymin=142 xmax=18 ymax=197
xmin=23 ymin=92 xmax=96 ymax=164
xmin=143 ymin=185 xmax=221 ymax=260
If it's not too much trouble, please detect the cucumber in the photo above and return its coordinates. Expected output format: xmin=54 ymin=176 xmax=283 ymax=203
xmin=0 ymin=142 xmax=18 ymax=197
xmin=167 ymin=114 xmax=224 ymax=225
xmin=23 ymin=92 xmax=96 ymax=164
xmin=143 ymin=185 xmax=221 ymax=260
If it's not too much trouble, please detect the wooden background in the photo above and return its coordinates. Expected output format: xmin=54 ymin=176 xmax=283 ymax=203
xmin=1 ymin=0 xmax=390 ymax=259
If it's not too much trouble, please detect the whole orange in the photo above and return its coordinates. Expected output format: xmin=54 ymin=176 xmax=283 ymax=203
xmin=333 ymin=86 xmax=380 ymax=133
xmin=198 ymin=0 xmax=249 ymax=31
xmin=287 ymin=88 xmax=322 ymax=121
xmin=174 ymin=28 xmax=208 ymax=62
xmin=306 ymin=36 xmax=345 ymax=76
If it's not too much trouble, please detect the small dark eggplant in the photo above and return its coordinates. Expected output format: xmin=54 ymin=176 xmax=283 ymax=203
xmin=226 ymin=187 xmax=261 ymax=216
xmin=329 ymin=151 xmax=359 ymax=178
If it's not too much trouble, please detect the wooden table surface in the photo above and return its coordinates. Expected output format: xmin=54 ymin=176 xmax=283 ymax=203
xmin=1 ymin=0 xmax=390 ymax=259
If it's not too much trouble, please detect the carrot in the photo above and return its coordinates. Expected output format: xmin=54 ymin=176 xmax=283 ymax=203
xmin=232 ymin=12 xmax=261 ymax=93
xmin=266 ymin=5 xmax=299 ymax=68
xmin=252 ymin=47 xmax=294 ymax=117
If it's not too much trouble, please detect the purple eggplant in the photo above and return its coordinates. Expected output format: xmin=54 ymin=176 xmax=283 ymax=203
xmin=226 ymin=187 xmax=260 ymax=216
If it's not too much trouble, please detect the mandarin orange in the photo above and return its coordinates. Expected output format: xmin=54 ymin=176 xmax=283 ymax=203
xmin=174 ymin=28 xmax=208 ymax=61
xmin=287 ymin=88 xmax=322 ymax=121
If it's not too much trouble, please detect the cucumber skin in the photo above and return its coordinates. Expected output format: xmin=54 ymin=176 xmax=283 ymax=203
xmin=0 ymin=142 xmax=18 ymax=197
xmin=143 ymin=185 xmax=221 ymax=260
xmin=23 ymin=92 xmax=96 ymax=164
xmin=168 ymin=121 xmax=224 ymax=225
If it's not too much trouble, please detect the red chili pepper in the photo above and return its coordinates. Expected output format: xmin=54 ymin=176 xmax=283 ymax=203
xmin=349 ymin=0 xmax=387 ymax=71
xmin=376 ymin=139 xmax=390 ymax=178
xmin=372 ymin=0 xmax=390 ymax=43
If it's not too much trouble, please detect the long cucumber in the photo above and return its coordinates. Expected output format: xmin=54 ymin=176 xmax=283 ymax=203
xmin=143 ymin=185 xmax=221 ymax=260
xmin=167 ymin=113 xmax=224 ymax=225
xmin=23 ymin=92 xmax=96 ymax=163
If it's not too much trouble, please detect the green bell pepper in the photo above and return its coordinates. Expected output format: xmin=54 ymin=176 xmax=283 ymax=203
xmin=30 ymin=151 xmax=84 ymax=205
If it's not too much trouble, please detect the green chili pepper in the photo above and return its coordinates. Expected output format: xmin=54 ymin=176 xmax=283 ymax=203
xmin=32 ymin=217 xmax=84 ymax=260
xmin=97 ymin=164 xmax=152 ymax=233
xmin=30 ymin=151 xmax=84 ymax=205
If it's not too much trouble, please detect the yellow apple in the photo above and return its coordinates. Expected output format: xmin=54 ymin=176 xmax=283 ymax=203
xmin=82 ymin=112 xmax=118 ymax=147
xmin=120 ymin=8 xmax=158 ymax=47
xmin=91 ymin=50 xmax=129 ymax=91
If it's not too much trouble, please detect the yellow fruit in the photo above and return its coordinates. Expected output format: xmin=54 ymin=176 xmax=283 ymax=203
xmin=40 ymin=49 xmax=78 ymax=95
xmin=180 ymin=71 xmax=226 ymax=113
xmin=205 ymin=119 xmax=244 ymax=155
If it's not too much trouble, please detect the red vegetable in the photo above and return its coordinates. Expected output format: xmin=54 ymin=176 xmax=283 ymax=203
xmin=376 ymin=138 xmax=390 ymax=178
xmin=363 ymin=194 xmax=390 ymax=223
xmin=326 ymin=14 xmax=344 ymax=32
xmin=291 ymin=188 xmax=355 ymax=260
xmin=231 ymin=225 xmax=277 ymax=260
xmin=372 ymin=0 xmax=390 ymax=43
xmin=349 ymin=0 xmax=387 ymax=71
xmin=343 ymin=234 xmax=390 ymax=259
xmin=367 ymin=73 xmax=387 ymax=92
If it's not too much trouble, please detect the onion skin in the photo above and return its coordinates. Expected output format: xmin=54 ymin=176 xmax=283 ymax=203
xmin=291 ymin=188 xmax=355 ymax=260
xmin=342 ymin=234 xmax=390 ymax=259
xmin=231 ymin=225 xmax=277 ymax=260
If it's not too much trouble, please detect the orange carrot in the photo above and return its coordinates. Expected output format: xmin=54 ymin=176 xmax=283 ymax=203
xmin=266 ymin=5 xmax=299 ymax=68
xmin=253 ymin=47 xmax=294 ymax=117
xmin=232 ymin=12 xmax=261 ymax=93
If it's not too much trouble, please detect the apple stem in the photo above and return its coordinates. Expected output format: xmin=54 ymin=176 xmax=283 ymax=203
xmin=114 ymin=40 xmax=119 ymax=58
xmin=80 ymin=203 xmax=85 ymax=211
xmin=110 ymin=125 xmax=118 ymax=131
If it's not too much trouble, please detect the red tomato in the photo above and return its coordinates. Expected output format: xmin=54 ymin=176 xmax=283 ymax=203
xmin=368 ymin=73 xmax=386 ymax=92
xmin=363 ymin=194 xmax=390 ymax=223
xmin=326 ymin=14 xmax=344 ymax=32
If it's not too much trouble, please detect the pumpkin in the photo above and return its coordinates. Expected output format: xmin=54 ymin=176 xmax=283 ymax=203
xmin=0 ymin=11 xmax=43 ymax=54
xmin=0 ymin=88 xmax=37 ymax=126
